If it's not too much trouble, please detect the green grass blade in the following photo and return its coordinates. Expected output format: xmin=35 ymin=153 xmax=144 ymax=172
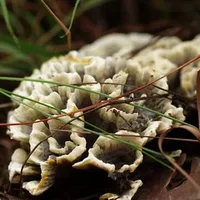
xmin=0 ymin=42 xmax=34 ymax=65
xmin=0 ymin=86 xmax=174 ymax=169
xmin=142 ymin=150 xmax=173 ymax=170
xmin=0 ymin=0 xmax=19 ymax=45
xmin=0 ymin=76 xmax=194 ymax=127
xmin=38 ymin=0 xmax=115 ymax=45
xmin=0 ymin=89 xmax=51 ymax=118
xmin=0 ymin=33 xmax=57 ymax=59
xmin=130 ymin=103 xmax=193 ymax=127
xmin=0 ymin=76 xmax=109 ymax=98
xmin=0 ymin=65 xmax=28 ymax=75
xmin=0 ymin=88 xmax=62 ymax=113
xmin=72 ymin=123 xmax=173 ymax=170
xmin=84 ymin=120 xmax=161 ymax=156
xmin=68 ymin=0 xmax=81 ymax=31
xmin=2 ymin=87 xmax=172 ymax=160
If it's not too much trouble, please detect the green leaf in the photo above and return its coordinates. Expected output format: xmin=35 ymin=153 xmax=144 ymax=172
xmin=0 ymin=42 xmax=33 ymax=64
xmin=0 ymin=33 xmax=57 ymax=59
xmin=0 ymin=0 xmax=19 ymax=45
xmin=0 ymin=65 xmax=28 ymax=75
xmin=68 ymin=0 xmax=81 ymax=31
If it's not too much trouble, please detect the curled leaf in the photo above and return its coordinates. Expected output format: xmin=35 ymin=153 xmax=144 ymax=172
xmin=158 ymin=125 xmax=200 ymax=191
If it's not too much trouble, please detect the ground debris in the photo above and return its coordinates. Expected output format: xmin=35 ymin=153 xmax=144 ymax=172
xmin=134 ymin=155 xmax=200 ymax=200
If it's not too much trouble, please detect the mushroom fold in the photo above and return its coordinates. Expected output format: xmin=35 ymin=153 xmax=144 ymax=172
xmin=7 ymin=33 xmax=187 ymax=198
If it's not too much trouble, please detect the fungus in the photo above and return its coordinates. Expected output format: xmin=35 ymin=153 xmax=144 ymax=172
xmin=136 ymin=35 xmax=200 ymax=98
xmin=7 ymin=34 xmax=185 ymax=198
xmin=79 ymin=33 xmax=152 ymax=58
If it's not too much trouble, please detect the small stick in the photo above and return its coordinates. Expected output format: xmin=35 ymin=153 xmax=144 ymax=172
xmin=40 ymin=0 xmax=71 ymax=50
xmin=153 ymin=85 xmax=196 ymax=103
xmin=0 ymin=102 xmax=13 ymax=108
xmin=116 ymin=133 xmax=199 ymax=143
xmin=51 ymin=128 xmax=199 ymax=143
xmin=112 ymin=108 xmax=134 ymax=130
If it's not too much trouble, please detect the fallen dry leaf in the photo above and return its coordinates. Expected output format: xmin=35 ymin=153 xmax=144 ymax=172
xmin=134 ymin=156 xmax=200 ymax=200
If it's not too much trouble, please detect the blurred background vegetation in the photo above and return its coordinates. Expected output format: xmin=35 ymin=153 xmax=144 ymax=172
xmin=1 ymin=0 xmax=200 ymax=77
xmin=0 ymin=0 xmax=200 ymax=109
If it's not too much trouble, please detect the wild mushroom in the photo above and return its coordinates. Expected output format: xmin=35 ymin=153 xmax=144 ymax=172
xmin=7 ymin=38 xmax=185 ymax=197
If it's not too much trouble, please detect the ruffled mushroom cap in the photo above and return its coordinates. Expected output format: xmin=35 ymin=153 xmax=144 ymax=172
xmin=135 ymin=35 xmax=200 ymax=98
xmin=73 ymin=131 xmax=143 ymax=174
xmin=79 ymin=33 xmax=152 ymax=58
xmin=7 ymin=47 xmax=185 ymax=197
xmin=99 ymin=180 xmax=142 ymax=200
xmin=73 ymin=60 xmax=184 ymax=174
xmin=113 ymin=35 xmax=200 ymax=98
xmin=113 ymin=36 xmax=181 ymax=58
xmin=99 ymin=180 xmax=143 ymax=200
xmin=22 ymin=156 xmax=57 ymax=195
xmin=137 ymin=36 xmax=181 ymax=56
xmin=78 ymin=33 xmax=200 ymax=99
xmin=8 ymin=147 xmax=56 ymax=196
xmin=8 ymin=99 xmax=87 ymax=195
xmin=8 ymin=148 xmax=40 ymax=183
xmin=179 ymin=36 xmax=200 ymax=98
